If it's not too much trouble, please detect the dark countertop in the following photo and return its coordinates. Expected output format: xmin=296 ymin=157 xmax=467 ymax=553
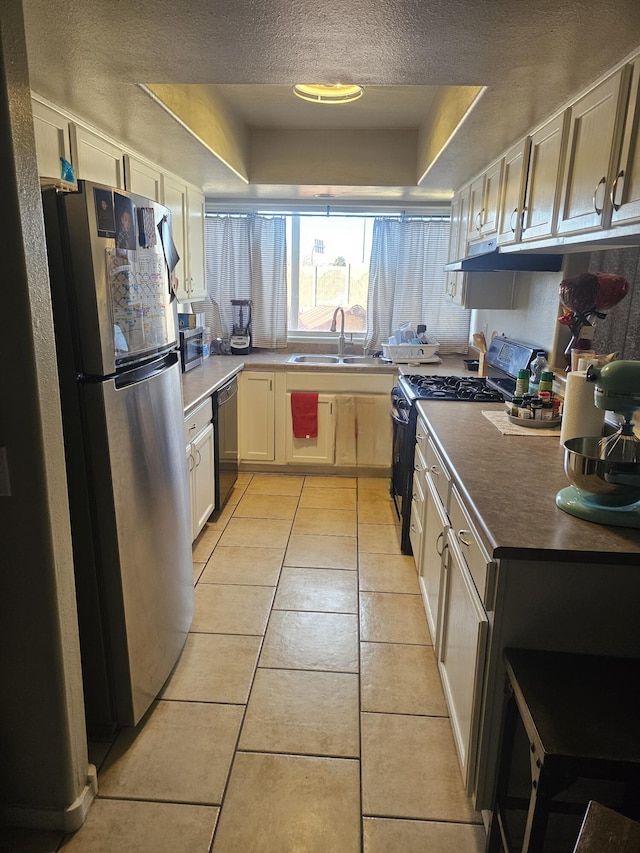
xmin=416 ymin=399 xmax=640 ymax=563
xmin=181 ymin=350 xmax=471 ymax=413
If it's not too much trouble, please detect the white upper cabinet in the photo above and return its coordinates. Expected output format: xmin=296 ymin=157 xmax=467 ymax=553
xmin=162 ymin=174 xmax=207 ymax=303
xmin=610 ymin=56 xmax=640 ymax=227
xmin=124 ymin=154 xmax=163 ymax=202
xmin=496 ymin=138 xmax=530 ymax=245
xmin=32 ymin=100 xmax=72 ymax=180
xmin=481 ymin=157 xmax=504 ymax=240
xmin=556 ymin=67 xmax=631 ymax=236
xmin=520 ymin=111 xmax=568 ymax=242
xmin=467 ymin=174 xmax=486 ymax=243
xmin=466 ymin=159 xmax=504 ymax=244
xmin=70 ymin=125 xmax=125 ymax=188
xmin=186 ymin=185 xmax=207 ymax=301
xmin=161 ymin=173 xmax=188 ymax=298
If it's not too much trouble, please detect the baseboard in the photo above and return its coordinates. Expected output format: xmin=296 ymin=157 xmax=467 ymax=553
xmin=0 ymin=764 xmax=97 ymax=832
xmin=238 ymin=463 xmax=391 ymax=478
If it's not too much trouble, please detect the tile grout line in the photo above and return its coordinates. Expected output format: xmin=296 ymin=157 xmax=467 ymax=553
xmin=207 ymin=473 xmax=304 ymax=853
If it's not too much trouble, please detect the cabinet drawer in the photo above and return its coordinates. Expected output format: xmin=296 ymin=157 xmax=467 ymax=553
xmin=448 ymin=485 xmax=495 ymax=606
xmin=426 ymin=438 xmax=451 ymax=509
xmin=409 ymin=496 xmax=424 ymax=561
xmin=415 ymin=416 xmax=429 ymax=460
xmin=184 ymin=398 xmax=212 ymax=444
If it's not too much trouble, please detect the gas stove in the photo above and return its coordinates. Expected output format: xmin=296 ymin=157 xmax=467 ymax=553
xmin=398 ymin=374 xmax=504 ymax=403
xmin=391 ymin=336 xmax=546 ymax=555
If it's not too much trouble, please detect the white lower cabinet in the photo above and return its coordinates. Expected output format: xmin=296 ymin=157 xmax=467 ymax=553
xmin=419 ymin=474 xmax=448 ymax=646
xmin=185 ymin=399 xmax=215 ymax=541
xmin=438 ymin=484 xmax=490 ymax=792
xmin=285 ymin=394 xmax=335 ymax=464
xmin=239 ymin=371 xmax=275 ymax=462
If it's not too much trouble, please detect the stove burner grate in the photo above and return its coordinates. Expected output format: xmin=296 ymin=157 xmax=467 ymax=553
xmin=400 ymin=374 xmax=504 ymax=403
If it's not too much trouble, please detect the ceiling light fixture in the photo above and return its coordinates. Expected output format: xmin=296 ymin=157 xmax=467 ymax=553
xmin=292 ymin=84 xmax=364 ymax=104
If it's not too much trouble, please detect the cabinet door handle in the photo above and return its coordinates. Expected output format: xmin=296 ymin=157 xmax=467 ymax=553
xmin=187 ymin=452 xmax=195 ymax=472
xmin=270 ymin=379 xmax=273 ymax=391
xmin=457 ymin=529 xmax=473 ymax=547
xmin=429 ymin=465 xmax=439 ymax=478
xmin=436 ymin=531 xmax=444 ymax=557
xmin=195 ymin=449 xmax=202 ymax=467
xmin=593 ymin=176 xmax=606 ymax=215
xmin=509 ymin=207 xmax=518 ymax=233
xmin=475 ymin=210 xmax=483 ymax=231
xmin=520 ymin=206 xmax=527 ymax=232
xmin=610 ymin=169 xmax=624 ymax=211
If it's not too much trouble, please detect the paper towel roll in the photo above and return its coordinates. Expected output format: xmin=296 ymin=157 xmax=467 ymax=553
xmin=559 ymin=370 xmax=605 ymax=445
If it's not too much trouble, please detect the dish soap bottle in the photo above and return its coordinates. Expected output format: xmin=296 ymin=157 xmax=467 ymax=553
xmin=528 ymin=351 xmax=548 ymax=395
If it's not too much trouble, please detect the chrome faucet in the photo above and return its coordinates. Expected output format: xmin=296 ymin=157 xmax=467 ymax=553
xmin=330 ymin=306 xmax=346 ymax=357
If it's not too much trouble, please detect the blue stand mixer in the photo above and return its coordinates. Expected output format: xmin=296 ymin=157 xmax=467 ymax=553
xmin=556 ymin=360 xmax=640 ymax=528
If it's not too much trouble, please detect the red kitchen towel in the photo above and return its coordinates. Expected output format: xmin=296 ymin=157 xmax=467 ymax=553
xmin=291 ymin=392 xmax=319 ymax=439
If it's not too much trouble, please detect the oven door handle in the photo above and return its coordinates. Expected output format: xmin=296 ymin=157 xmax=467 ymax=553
xmin=391 ymin=410 xmax=410 ymax=427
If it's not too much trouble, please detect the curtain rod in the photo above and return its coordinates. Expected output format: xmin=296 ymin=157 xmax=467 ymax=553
xmin=205 ymin=211 xmax=449 ymax=221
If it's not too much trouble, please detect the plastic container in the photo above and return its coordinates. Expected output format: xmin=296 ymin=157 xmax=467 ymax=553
xmin=529 ymin=351 xmax=548 ymax=394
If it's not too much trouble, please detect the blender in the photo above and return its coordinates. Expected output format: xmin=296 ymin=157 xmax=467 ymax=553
xmin=230 ymin=299 xmax=252 ymax=355
xmin=556 ymin=361 xmax=640 ymax=527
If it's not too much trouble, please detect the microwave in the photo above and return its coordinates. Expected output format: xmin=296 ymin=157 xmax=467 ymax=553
xmin=179 ymin=327 xmax=204 ymax=373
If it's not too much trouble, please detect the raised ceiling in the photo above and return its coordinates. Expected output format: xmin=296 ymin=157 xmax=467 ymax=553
xmin=20 ymin=0 xmax=640 ymax=205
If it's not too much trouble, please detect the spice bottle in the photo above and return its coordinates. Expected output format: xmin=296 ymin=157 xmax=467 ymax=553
xmin=539 ymin=371 xmax=554 ymax=395
xmin=515 ymin=369 xmax=530 ymax=397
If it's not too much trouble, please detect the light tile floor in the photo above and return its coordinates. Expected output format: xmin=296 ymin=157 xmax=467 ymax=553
xmin=3 ymin=473 xmax=486 ymax=853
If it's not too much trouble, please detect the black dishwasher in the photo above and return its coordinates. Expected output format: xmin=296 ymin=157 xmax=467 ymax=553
xmin=213 ymin=376 xmax=238 ymax=510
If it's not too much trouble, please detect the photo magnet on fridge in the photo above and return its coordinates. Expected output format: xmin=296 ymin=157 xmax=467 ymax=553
xmin=114 ymin=192 xmax=136 ymax=251
xmin=94 ymin=188 xmax=115 ymax=237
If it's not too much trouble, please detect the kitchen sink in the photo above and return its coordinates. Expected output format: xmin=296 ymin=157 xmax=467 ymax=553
xmin=340 ymin=356 xmax=384 ymax=365
xmin=288 ymin=354 xmax=341 ymax=364
xmin=287 ymin=353 xmax=384 ymax=366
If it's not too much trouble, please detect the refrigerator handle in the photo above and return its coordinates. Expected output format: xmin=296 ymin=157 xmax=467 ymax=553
xmin=114 ymin=351 xmax=179 ymax=389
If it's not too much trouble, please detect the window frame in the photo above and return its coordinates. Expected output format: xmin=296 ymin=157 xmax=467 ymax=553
xmin=204 ymin=201 xmax=451 ymax=344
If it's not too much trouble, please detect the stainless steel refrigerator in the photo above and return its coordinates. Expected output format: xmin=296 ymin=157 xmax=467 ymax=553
xmin=42 ymin=181 xmax=193 ymax=736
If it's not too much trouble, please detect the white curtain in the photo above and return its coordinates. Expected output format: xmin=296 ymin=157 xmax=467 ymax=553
xmin=194 ymin=214 xmax=288 ymax=348
xmin=364 ymin=218 xmax=470 ymax=354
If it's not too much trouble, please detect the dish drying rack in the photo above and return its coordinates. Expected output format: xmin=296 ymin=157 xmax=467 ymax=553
xmin=382 ymin=342 xmax=440 ymax=363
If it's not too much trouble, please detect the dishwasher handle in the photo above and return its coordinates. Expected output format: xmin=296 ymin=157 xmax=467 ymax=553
xmin=216 ymin=376 xmax=238 ymax=407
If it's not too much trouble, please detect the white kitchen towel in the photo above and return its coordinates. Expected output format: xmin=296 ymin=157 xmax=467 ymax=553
xmin=482 ymin=410 xmax=562 ymax=436
xmin=559 ymin=370 xmax=605 ymax=446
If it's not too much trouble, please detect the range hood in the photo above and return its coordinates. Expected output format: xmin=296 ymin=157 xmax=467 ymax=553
xmin=444 ymin=238 xmax=563 ymax=273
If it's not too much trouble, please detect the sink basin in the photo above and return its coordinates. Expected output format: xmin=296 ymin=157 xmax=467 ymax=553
xmin=288 ymin=354 xmax=341 ymax=364
xmin=340 ymin=356 xmax=383 ymax=365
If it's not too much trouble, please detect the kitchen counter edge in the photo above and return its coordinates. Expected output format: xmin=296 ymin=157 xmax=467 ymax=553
xmin=416 ymin=399 xmax=640 ymax=564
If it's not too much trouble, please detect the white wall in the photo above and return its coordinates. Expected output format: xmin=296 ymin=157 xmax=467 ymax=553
xmin=471 ymin=254 xmax=590 ymax=365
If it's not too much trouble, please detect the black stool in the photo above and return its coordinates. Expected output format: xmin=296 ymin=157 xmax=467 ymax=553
xmin=486 ymin=648 xmax=640 ymax=853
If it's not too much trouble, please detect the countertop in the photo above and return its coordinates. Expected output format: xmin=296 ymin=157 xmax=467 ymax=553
xmin=181 ymin=350 xmax=471 ymax=412
xmin=416 ymin=399 xmax=640 ymax=564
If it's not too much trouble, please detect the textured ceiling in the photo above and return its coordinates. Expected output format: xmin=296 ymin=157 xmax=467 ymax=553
xmin=20 ymin=0 xmax=640 ymax=205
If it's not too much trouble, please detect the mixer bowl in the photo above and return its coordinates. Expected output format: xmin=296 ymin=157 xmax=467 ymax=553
xmin=563 ymin=436 xmax=640 ymax=505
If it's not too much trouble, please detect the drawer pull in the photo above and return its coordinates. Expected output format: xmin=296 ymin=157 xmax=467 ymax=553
xmin=457 ymin=529 xmax=473 ymax=547
xmin=429 ymin=465 xmax=439 ymax=477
